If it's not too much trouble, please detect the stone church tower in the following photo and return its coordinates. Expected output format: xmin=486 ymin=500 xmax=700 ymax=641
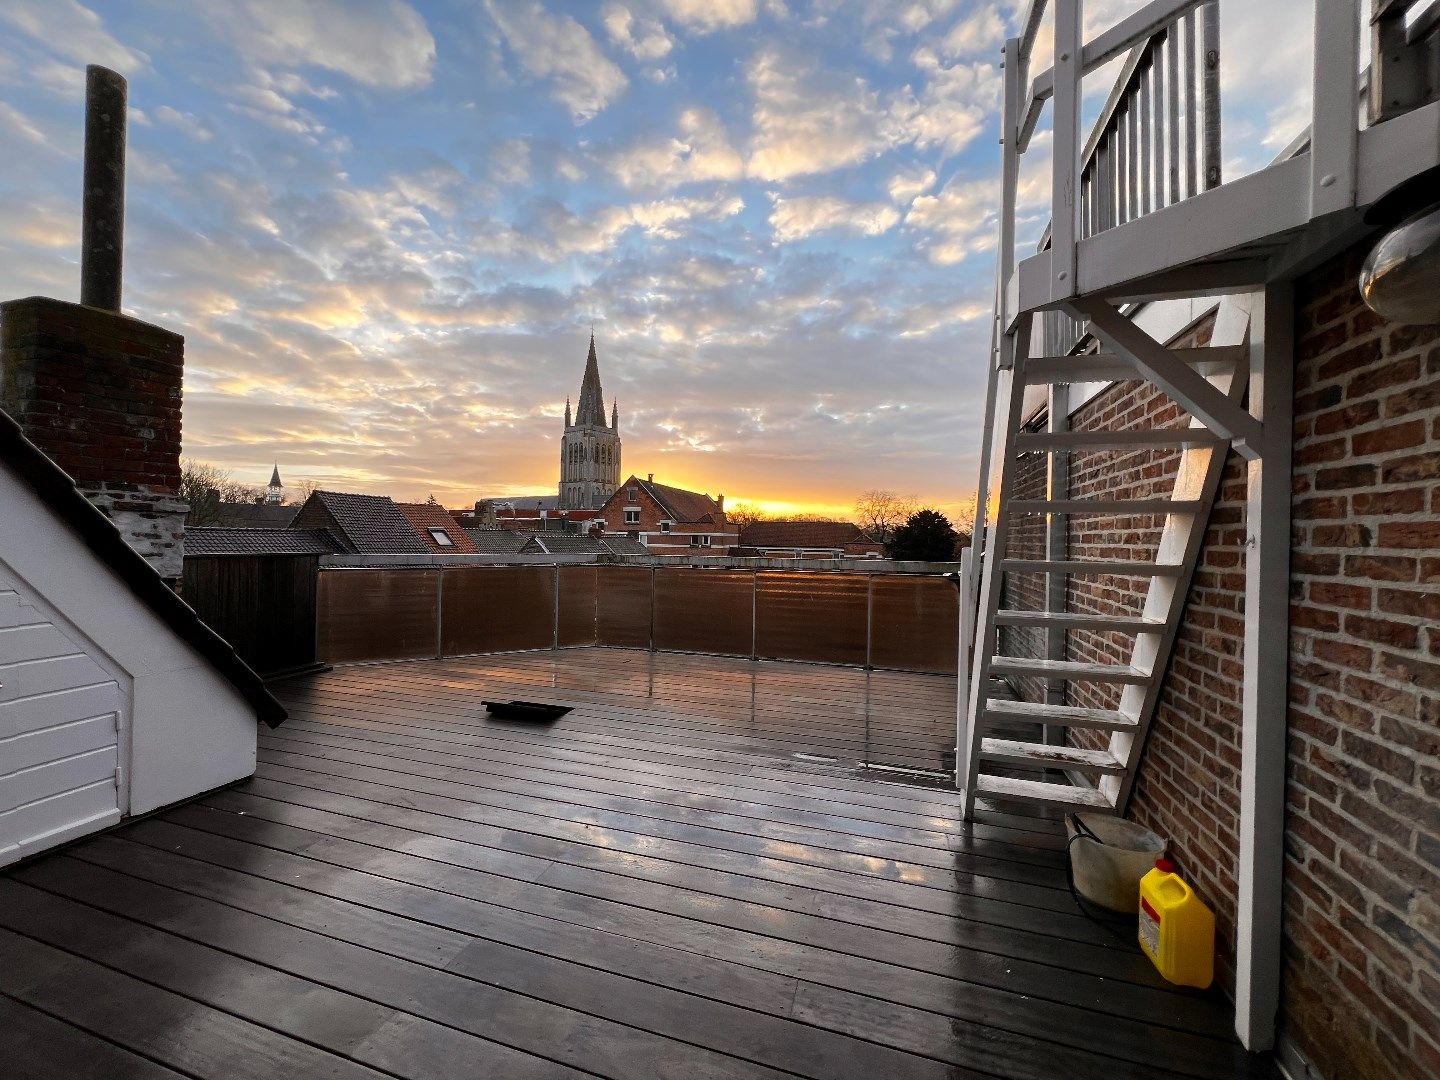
xmin=559 ymin=332 xmax=621 ymax=510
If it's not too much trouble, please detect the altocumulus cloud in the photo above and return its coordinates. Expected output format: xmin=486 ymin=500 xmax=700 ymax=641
xmin=0 ymin=0 xmax=1318 ymax=513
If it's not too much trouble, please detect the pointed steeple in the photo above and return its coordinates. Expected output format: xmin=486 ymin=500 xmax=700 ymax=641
xmin=575 ymin=330 xmax=606 ymax=427
xmin=564 ymin=397 xmax=572 ymax=427
xmin=611 ymin=400 xmax=618 ymax=431
xmin=269 ymin=463 xmax=282 ymax=488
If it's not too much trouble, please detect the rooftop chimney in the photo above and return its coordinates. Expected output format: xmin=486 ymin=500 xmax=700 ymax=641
xmin=0 ymin=64 xmax=188 ymax=584
xmin=647 ymin=472 xmax=654 ymax=482
xmin=717 ymin=493 xmax=724 ymax=511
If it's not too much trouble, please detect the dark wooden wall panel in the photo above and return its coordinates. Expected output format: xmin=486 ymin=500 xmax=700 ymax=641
xmin=653 ymin=569 xmax=753 ymax=656
xmin=868 ymin=576 xmax=958 ymax=674
xmin=754 ymin=572 xmax=867 ymax=666
xmin=596 ymin=566 xmax=652 ymax=648
xmin=317 ymin=569 xmax=437 ymax=663
xmin=442 ymin=566 xmax=556 ymax=656
xmin=183 ymin=555 xmax=318 ymax=675
xmin=557 ymin=565 xmax=598 ymax=647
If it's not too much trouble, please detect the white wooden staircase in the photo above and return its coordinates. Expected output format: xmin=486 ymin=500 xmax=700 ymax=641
xmin=960 ymin=297 xmax=1253 ymax=818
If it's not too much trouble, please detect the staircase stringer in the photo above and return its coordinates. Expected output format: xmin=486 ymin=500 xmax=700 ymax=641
xmin=961 ymin=321 xmax=1032 ymax=820
xmin=1097 ymin=295 xmax=1256 ymax=812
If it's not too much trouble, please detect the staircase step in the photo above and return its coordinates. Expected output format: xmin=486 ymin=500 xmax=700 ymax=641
xmin=1001 ymin=559 xmax=1184 ymax=577
xmin=974 ymin=773 xmax=1115 ymax=811
xmin=982 ymin=699 xmax=1140 ymax=732
xmin=1022 ymin=345 xmax=1246 ymax=386
xmin=993 ymin=610 xmax=1163 ymax=632
xmin=988 ymin=656 xmax=1151 ymax=683
xmin=1010 ymin=499 xmax=1203 ymax=515
xmin=980 ymin=738 xmax=1126 ymax=774
xmin=1016 ymin=430 xmax=1224 ymax=451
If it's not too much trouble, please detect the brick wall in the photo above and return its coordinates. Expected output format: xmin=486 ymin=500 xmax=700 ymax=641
xmin=1 ymin=296 xmax=187 ymax=581
xmin=997 ymin=247 xmax=1439 ymax=1078
xmin=1284 ymin=246 xmax=1439 ymax=1080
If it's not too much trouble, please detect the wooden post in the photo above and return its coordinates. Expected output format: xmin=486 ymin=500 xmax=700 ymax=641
xmin=1310 ymin=0 xmax=1360 ymax=216
xmin=1044 ymin=382 xmax=1070 ymax=742
xmin=1051 ymin=0 xmax=1082 ymax=302
xmin=1235 ymin=283 xmax=1292 ymax=1051
xmin=81 ymin=66 xmax=127 ymax=312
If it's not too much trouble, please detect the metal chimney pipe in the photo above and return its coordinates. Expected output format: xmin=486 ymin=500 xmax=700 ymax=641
xmin=80 ymin=64 xmax=127 ymax=311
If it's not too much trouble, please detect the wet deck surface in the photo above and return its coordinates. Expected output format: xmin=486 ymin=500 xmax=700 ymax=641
xmin=2 ymin=650 xmax=1269 ymax=1079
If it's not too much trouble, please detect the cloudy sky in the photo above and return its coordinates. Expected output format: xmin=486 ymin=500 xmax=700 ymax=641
xmin=0 ymin=0 xmax=1312 ymax=517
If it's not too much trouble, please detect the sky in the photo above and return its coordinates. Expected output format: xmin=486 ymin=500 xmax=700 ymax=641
xmin=0 ymin=0 xmax=1313 ymax=519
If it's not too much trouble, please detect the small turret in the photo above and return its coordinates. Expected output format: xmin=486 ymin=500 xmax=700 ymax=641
xmin=611 ymin=401 xmax=618 ymax=431
xmin=565 ymin=397 xmax=571 ymax=427
xmin=266 ymin=463 xmax=283 ymax=505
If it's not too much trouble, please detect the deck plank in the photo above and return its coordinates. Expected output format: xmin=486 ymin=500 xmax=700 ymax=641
xmin=1 ymin=650 xmax=1269 ymax=1080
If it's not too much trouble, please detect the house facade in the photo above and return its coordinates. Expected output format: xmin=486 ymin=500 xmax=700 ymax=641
xmin=738 ymin=521 xmax=885 ymax=559
xmin=597 ymin=474 xmax=739 ymax=553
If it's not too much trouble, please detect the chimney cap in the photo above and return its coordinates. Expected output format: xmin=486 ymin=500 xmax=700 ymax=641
xmin=647 ymin=472 xmax=654 ymax=482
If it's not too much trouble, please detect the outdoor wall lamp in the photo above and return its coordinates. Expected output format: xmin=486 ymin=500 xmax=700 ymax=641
xmin=1360 ymin=200 xmax=1440 ymax=326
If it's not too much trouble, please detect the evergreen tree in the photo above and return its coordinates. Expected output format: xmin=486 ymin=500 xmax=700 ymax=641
xmin=886 ymin=508 xmax=959 ymax=561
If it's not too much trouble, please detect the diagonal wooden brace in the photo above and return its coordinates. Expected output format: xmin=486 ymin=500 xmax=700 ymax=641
xmin=1066 ymin=298 xmax=1264 ymax=458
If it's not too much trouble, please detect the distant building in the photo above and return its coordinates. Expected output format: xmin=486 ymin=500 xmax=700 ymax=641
xmin=519 ymin=533 xmax=649 ymax=556
xmin=393 ymin=501 xmax=478 ymax=553
xmin=597 ymin=474 xmax=738 ymax=553
xmin=210 ymin=502 xmax=299 ymax=529
xmin=737 ymin=521 xmax=885 ymax=560
xmin=559 ymin=332 xmax=621 ymax=510
xmin=288 ymin=490 xmax=431 ymax=555
xmin=265 ymin=464 xmax=284 ymax=504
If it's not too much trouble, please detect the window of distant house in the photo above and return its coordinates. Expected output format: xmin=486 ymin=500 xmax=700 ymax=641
xmin=660 ymin=521 xmax=671 ymax=533
xmin=428 ymin=528 xmax=455 ymax=547
xmin=696 ymin=534 xmax=712 ymax=547
xmin=627 ymin=487 xmax=637 ymax=501
xmin=624 ymin=508 xmax=640 ymax=524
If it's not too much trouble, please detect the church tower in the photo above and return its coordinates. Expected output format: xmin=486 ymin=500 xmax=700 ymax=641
xmin=559 ymin=332 xmax=621 ymax=510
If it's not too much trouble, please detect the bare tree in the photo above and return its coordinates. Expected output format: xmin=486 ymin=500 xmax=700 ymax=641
xmin=854 ymin=489 xmax=918 ymax=542
xmin=288 ymin=479 xmax=320 ymax=505
xmin=180 ymin=458 xmax=259 ymax=524
xmin=725 ymin=501 xmax=769 ymax=529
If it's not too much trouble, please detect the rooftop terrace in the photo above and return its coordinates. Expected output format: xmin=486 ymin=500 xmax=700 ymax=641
xmin=2 ymin=650 xmax=1269 ymax=1080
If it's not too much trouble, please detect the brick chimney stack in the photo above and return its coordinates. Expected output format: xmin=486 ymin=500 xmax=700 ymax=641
xmin=0 ymin=65 xmax=187 ymax=584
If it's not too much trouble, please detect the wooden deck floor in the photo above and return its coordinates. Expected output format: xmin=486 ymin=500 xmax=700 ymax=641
xmin=2 ymin=650 xmax=1270 ymax=1079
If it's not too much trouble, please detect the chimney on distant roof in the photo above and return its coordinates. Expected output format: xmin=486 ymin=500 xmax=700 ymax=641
xmin=0 ymin=64 xmax=188 ymax=585
xmin=717 ymin=493 xmax=724 ymax=511
xmin=647 ymin=472 xmax=654 ymax=482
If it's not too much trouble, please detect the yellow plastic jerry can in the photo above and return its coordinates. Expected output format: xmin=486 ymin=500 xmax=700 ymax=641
xmin=1138 ymin=857 xmax=1215 ymax=988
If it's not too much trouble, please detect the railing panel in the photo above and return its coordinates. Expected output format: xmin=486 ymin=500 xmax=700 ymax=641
xmin=755 ymin=572 xmax=868 ymax=666
xmin=868 ymin=576 xmax=960 ymax=675
xmin=441 ymin=566 xmax=555 ymax=656
xmin=653 ymin=569 xmax=753 ymax=657
xmin=557 ymin=565 xmax=598 ymax=647
xmin=183 ymin=555 xmax=319 ymax=675
xmin=596 ymin=565 xmax=652 ymax=648
xmin=318 ymin=568 xmax=437 ymax=664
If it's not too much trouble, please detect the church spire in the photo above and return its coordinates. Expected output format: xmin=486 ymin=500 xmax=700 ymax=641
xmin=574 ymin=330 xmax=606 ymax=427
xmin=564 ymin=397 xmax=571 ymax=427
xmin=611 ymin=400 xmax=618 ymax=431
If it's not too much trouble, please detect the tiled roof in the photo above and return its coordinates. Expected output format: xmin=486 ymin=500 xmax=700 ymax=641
xmin=632 ymin=476 xmax=723 ymax=523
xmin=185 ymin=528 xmax=339 ymax=557
xmin=209 ymin=502 xmax=299 ymax=529
xmin=521 ymin=533 xmax=607 ymax=554
xmin=394 ymin=502 xmax=480 ymax=553
xmin=740 ymin=521 xmax=871 ymax=549
xmin=463 ymin=528 xmax=532 ymax=553
xmin=600 ymin=536 xmax=649 ymax=555
xmin=306 ymin=491 xmax=431 ymax=555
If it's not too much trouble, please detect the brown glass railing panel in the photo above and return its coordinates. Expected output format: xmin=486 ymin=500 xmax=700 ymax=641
xmin=596 ymin=565 xmax=652 ymax=648
xmin=557 ymin=565 xmax=598 ymax=647
xmin=318 ymin=568 xmax=437 ymax=663
xmin=755 ymin=572 xmax=867 ymax=666
xmin=868 ymin=575 xmax=959 ymax=674
xmin=653 ymin=569 xmax=753 ymax=656
xmin=442 ymin=566 xmax=556 ymax=656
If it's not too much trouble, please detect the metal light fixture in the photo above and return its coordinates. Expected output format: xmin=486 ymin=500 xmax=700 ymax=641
xmin=1359 ymin=201 xmax=1440 ymax=326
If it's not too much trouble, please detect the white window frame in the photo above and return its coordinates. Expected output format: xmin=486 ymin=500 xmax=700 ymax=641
xmin=623 ymin=507 xmax=640 ymax=525
xmin=427 ymin=527 xmax=455 ymax=547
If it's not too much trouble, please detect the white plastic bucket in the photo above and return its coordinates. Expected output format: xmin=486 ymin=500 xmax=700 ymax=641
xmin=1066 ymin=813 xmax=1166 ymax=913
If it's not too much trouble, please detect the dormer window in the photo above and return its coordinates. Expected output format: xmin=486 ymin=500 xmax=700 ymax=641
xmin=427 ymin=527 xmax=455 ymax=547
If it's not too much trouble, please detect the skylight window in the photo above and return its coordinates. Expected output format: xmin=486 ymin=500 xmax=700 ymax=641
xmin=428 ymin=527 xmax=455 ymax=547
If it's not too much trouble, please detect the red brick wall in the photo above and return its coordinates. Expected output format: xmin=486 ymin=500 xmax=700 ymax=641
xmin=1 ymin=296 xmax=188 ymax=580
xmin=997 ymin=248 xmax=1439 ymax=1077
xmin=1285 ymin=246 xmax=1439 ymax=1080
xmin=1 ymin=296 xmax=183 ymax=493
